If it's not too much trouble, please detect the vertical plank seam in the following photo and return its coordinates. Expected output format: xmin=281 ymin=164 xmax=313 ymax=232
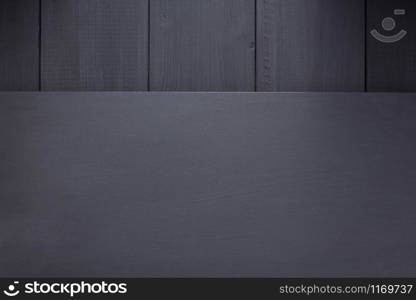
xmin=254 ymin=0 xmax=257 ymax=91
xmin=147 ymin=0 xmax=150 ymax=91
xmin=364 ymin=0 xmax=368 ymax=92
xmin=38 ymin=0 xmax=42 ymax=91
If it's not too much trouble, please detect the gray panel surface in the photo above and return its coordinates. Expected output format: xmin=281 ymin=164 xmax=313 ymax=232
xmin=0 ymin=0 xmax=39 ymax=91
xmin=367 ymin=0 xmax=416 ymax=92
xmin=257 ymin=0 xmax=365 ymax=91
xmin=41 ymin=0 xmax=148 ymax=91
xmin=150 ymin=0 xmax=255 ymax=91
xmin=1 ymin=92 xmax=416 ymax=277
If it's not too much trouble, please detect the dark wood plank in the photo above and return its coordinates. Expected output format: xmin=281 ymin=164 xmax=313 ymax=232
xmin=257 ymin=0 xmax=365 ymax=91
xmin=150 ymin=0 xmax=255 ymax=91
xmin=0 ymin=0 xmax=39 ymax=91
xmin=41 ymin=0 xmax=148 ymax=91
xmin=1 ymin=92 xmax=416 ymax=277
xmin=367 ymin=0 xmax=416 ymax=92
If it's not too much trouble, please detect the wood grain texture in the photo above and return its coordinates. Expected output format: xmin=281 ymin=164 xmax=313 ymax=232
xmin=367 ymin=0 xmax=416 ymax=92
xmin=257 ymin=0 xmax=365 ymax=91
xmin=150 ymin=0 xmax=255 ymax=91
xmin=1 ymin=92 xmax=416 ymax=277
xmin=41 ymin=0 xmax=148 ymax=91
xmin=0 ymin=0 xmax=39 ymax=91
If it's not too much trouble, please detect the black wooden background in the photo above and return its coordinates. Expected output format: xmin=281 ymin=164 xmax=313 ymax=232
xmin=0 ymin=0 xmax=415 ymax=92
